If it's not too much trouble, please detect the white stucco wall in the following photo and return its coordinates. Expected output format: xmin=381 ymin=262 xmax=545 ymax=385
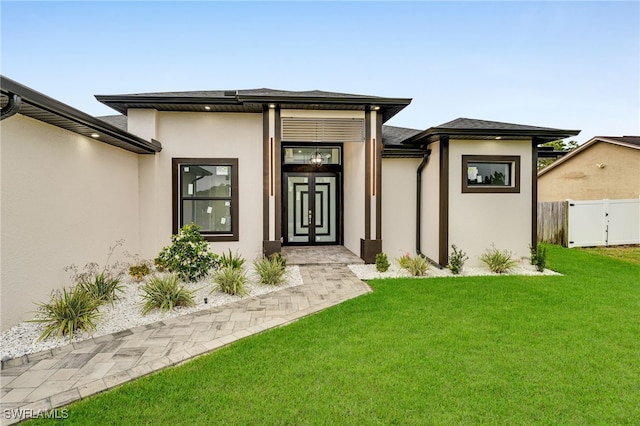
xmin=343 ymin=142 xmax=365 ymax=256
xmin=381 ymin=158 xmax=420 ymax=258
xmin=130 ymin=111 xmax=264 ymax=261
xmin=448 ymin=139 xmax=533 ymax=266
xmin=1 ymin=115 xmax=140 ymax=329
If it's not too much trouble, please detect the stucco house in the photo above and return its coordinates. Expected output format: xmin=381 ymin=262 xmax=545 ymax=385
xmin=538 ymin=136 xmax=640 ymax=201
xmin=1 ymin=76 xmax=579 ymax=328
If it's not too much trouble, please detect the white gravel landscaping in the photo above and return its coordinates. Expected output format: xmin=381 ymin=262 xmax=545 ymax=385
xmin=1 ymin=266 xmax=303 ymax=362
xmin=348 ymin=259 xmax=561 ymax=280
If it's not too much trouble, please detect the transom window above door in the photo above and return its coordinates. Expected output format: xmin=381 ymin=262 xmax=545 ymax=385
xmin=283 ymin=146 xmax=341 ymax=165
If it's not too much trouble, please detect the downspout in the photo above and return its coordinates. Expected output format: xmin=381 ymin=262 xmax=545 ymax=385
xmin=416 ymin=148 xmax=430 ymax=253
xmin=1 ymin=93 xmax=22 ymax=120
xmin=416 ymin=148 xmax=442 ymax=268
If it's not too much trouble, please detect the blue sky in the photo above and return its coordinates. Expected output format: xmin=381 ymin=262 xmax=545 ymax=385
xmin=2 ymin=1 xmax=638 ymax=143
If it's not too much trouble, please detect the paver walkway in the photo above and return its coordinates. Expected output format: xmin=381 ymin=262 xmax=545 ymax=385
xmin=1 ymin=249 xmax=371 ymax=424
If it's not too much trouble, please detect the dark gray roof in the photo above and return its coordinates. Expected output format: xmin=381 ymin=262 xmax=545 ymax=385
xmin=96 ymin=88 xmax=412 ymax=123
xmin=598 ymin=136 xmax=640 ymax=147
xmin=382 ymin=125 xmax=423 ymax=146
xmin=97 ymin=114 xmax=127 ymax=131
xmin=1 ymin=76 xmax=161 ymax=154
xmin=402 ymin=117 xmax=581 ymax=144
xmin=434 ymin=117 xmax=575 ymax=132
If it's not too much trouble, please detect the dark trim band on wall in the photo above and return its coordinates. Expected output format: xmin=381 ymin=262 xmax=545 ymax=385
xmin=531 ymin=137 xmax=540 ymax=249
xmin=439 ymin=136 xmax=449 ymax=266
xmin=274 ymin=107 xmax=282 ymax=241
xmin=262 ymin=109 xmax=270 ymax=241
xmin=364 ymin=109 xmax=371 ymax=240
xmin=375 ymin=112 xmax=383 ymax=239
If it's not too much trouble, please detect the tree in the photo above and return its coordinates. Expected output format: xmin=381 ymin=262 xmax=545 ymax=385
xmin=537 ymin=139 xmax=579 ymax=170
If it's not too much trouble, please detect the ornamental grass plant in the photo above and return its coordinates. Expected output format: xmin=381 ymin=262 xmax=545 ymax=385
xmin=29 ymin=286 xmax=101 ymax=341
xmin=213 ymin=266 xmax=248 ymax=296
xmin=140 ymin=274 xmax=197 ymax=315
xmin=254 ymin=256 xmax=288 ymax=286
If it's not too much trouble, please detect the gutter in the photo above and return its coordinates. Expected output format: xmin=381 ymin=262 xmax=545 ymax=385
xmin=0 ymin=93 xmax=22 ymax=120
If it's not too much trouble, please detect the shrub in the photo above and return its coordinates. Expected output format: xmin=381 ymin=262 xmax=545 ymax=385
xmin=399 ymin=254 xmax=430 ymax=276
xmin=213 ymin=266 xmax=248 ymax=296
xmin=219 ymin=249 xmax=246 ymax=270
xmin=447 ymin=244 xmax=468 ymax=275
xmin=397 ymin=252 xmax=412 ymax=270
xmin=254 ymin=256 xmax=288 ymax=285
xmin=155 ymin=224 xmax=220 ymax=282
xmin=140 ymin=274 xmax=196 ymax=315
xmin=129 ymin=262 xmax=152 ymax=282
xmin=529 ymin=244 xmax=547 ymax=272
xmin=269 ymin=252 xmax=287 ymax=268
xmin=375 ymin=253 xmax=390 ymax=272
xmin=480 ymin=245 xmax=517 ymax=274
xmin=29 ymin=286 xmax=101 ymax=341
xmin=78 ymin=272 xmax=124 ymax=306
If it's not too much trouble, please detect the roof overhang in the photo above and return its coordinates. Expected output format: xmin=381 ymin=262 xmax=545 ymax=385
xmin=1 ymin=76 xmax=162 ymax=154
xmin=95 ymin=93 xmax=412 ymax=123
xmin=401 ymin=118 xmax=580 ymax=146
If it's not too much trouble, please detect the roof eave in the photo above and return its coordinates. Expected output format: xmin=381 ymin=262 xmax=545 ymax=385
xmin=402 ymin=128 xmax=581 ymax=145
xmin=2 ymin=76 xmax=161 ymax=154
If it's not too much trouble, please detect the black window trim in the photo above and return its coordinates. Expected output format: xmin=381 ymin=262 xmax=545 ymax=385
xmin=172 ymin=158 xmax=239 ymax=242
xmin=462 ymin=155 xmax=521 ymax=194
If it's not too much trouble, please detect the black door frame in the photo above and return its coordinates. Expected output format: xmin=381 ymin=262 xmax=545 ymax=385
xmin=281 ymin=144 xmax=343 ymax=246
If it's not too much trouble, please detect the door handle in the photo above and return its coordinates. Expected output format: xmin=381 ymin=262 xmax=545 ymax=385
xmin=308 ymin=209 xmax=313 ymax=224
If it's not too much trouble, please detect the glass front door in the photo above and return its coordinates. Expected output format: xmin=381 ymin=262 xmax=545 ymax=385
xmin=284 ymin=173 xmax=339 ymax=244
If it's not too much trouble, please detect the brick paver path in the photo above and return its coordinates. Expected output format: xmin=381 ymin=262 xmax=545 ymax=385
xmin=1 ymin=260 xmax=370 ymax=424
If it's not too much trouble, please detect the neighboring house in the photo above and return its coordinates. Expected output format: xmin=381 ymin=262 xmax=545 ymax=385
xmin=538 ymin=136 xmax=640 ymax=201
xmin=0 ymin=76 xmax=579 ymax=328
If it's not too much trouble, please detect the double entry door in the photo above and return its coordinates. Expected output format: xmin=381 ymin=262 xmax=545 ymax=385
xmin=284 ymin=172 xmax=340 ymax=245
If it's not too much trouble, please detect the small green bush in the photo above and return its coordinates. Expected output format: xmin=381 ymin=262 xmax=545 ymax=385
xmin=529 ymin=244 xmax=547 ymax=272
xmin=78 ymin=272 xmax=124 ymax=306
xmin=480 ymin=245 xmax=517 ymax=274
xmin=219 ymin=249 xmax=246 ymax=270
xmin=129 ymin=262 xmax=152 ymax=282
xmin=254 ymin=256 xmax=288 ymax=285
xmin=140 ymin=274 xmax=196 ymax=315
xmin=399 ymin=254 xmax=430 ymax=276
xmin=155 ymin=224 xmax=220 ymax=282
xmin=30 ymin=286 xmax=101 ymax=341
xmin=447 ymin=244 xmax=468 ymax=275
xmin=375 ymin=253 xmax=390 ymax=272
xmin=213 ymin=266 xmax=248 ymax=296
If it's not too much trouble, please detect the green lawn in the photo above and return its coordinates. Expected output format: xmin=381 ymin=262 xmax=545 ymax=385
xmin=29 ymin=245 xmax=639 ymax=425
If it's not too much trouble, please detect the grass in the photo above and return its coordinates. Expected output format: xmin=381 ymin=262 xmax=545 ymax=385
xmin=580 ymin=244 xmax=640 ymax=265
xmin=27 ymin=245 xmax=640 ymax=424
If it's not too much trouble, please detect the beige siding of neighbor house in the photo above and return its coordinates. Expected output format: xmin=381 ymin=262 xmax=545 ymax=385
xmin=129 ymin=110 xmax=264 ymax=261
xmin=538 ymin=142 xmax=640 ymax=201
xmin=1 ymin=114 xmax=140 ymax=328
xmin=448 ymin=139 xmax=533 ymax=266
xmin=381 ymin=158 xmax=420 ymax=258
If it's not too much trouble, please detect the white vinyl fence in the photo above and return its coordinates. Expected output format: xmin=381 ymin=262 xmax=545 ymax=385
xmin=567 ymin=199 xmax=640 ymax=248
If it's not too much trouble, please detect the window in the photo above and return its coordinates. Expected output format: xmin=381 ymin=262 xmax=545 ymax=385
xmin=462 ymin=155 xmax=520 ymax=193
xmin=172 ymin=158 xmax=238 ymax=241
